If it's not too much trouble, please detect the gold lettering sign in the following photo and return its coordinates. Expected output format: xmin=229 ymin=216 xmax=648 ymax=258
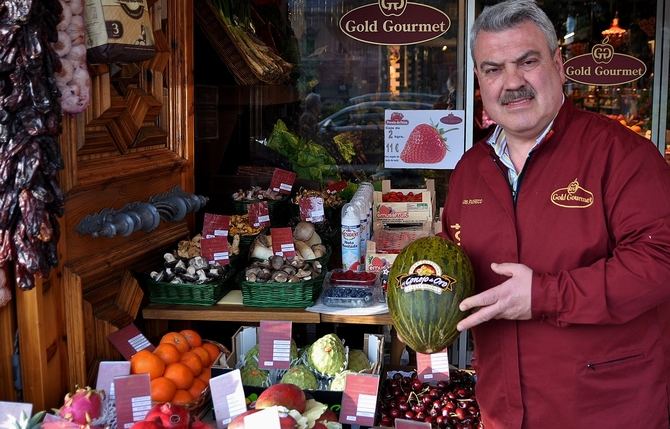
xmin=564 ymin=39 xmax=647 ymax=86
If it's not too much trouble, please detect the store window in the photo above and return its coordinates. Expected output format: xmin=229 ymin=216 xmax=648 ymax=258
xmin=475 ymin=0 xmax=660 ymax=141
xmin=194 ymin=0 xmax=464 ymax=211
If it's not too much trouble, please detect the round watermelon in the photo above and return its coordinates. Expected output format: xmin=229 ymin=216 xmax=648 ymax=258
xmin=387 ymin=236 xmax=474 ymax=353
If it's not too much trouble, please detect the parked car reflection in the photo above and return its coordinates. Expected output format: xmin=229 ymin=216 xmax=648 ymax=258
xmin=316 ymin=101 xmax=433 ymax=178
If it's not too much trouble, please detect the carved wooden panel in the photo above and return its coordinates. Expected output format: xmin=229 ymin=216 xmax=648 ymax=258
xmin=17 ymin=0 xmax=195 ymax=407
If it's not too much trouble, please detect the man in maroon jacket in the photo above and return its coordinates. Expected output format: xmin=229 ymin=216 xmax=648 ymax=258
xmin=443 ymin=1 xmax=670 ymax=427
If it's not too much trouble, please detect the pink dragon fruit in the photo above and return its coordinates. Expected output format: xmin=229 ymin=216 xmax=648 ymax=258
xmin=57 ymin=386 xmax=105 ymax=425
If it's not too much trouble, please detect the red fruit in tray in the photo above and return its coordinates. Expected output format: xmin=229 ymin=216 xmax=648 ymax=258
xmin=255 ymin=383 xmax=307 ymax=413
xmin=400 ymin=123 xmax=449 ymax=163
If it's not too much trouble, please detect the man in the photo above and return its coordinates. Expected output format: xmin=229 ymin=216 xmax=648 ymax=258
xmin=443 ymin=1 xmax=670 ymax=427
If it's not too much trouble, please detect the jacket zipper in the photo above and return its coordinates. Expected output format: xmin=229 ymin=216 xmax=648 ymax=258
xmin=513 ymin=152 xmax=533 ymax=206
xmin=586 ymin=353 xmax=644 ymax=371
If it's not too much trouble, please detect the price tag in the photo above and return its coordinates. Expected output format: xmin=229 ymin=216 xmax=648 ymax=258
xmin=210 ymin=369 xmax=247 ymax=429
xmin=244 ymin=406 xmax=282 ymax=428
xmin=299 ymin=196 xmax=325 ymax=223
xmin=271 ymin=227 xmax=295 ymax=258
xmin=270 ymin=168 xmax=297 ymax=194
xmin=96 ymin=361 xmax=131 ymax=402
xmin=201 ymin=236 xmax=230 ymax=266
xmin=339 ymin=373 xmax=380 ymax=427
xmin=416 ymin=349 xmax=450 ymax=383
xmin=107 ymin=324 xmax=154 ymax=360
xmin=114 ymin=373 xmax=152 ymax=428
xmin=0 ymin=401 xmax=32 ymax=421
xmin=326 ymin=180 xmax=347 ymax=194
xmin=203 ymin=213 xmax=230 ymax=238
xmin=395 ymin=418 xmax=432 ymax=428
xmin=258 ymin=320 xmax=293 ymax=370
xmin=248 ymin=201 xmax=270 ymax=228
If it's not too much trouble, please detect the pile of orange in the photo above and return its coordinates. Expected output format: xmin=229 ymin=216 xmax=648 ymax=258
xmin=130 ymin=329 xmax=221 ymax=406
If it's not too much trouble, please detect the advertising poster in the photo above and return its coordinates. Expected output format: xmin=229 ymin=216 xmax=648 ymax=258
xmin=384 ymin=110 xmax=465 ymax=169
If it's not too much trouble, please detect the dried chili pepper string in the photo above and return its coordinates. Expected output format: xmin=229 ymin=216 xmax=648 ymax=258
xmin=0 ymin=0 xmax=64 ymax=290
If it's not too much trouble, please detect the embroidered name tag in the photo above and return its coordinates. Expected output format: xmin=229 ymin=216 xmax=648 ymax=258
xmin=462 ymin=198 xmax=483 ymax=205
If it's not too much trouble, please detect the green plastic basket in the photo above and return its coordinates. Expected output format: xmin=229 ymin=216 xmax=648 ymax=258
xmin=240 ymin=274 xmax=325 ymax=308
xmin=141 ymin=269 xmax=234 ymax=306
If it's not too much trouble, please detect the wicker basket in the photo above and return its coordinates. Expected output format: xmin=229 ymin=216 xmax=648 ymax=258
xmin=141 ymin=270 xmax=234 ymax=306
xmin=241 ymin=274 xmax=325 ymax=308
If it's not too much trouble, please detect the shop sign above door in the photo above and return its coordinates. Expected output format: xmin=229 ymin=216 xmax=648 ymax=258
xmin=339 ymin=0 xmax=451 ymax=45
xmin=564 ymin=38 xmax=647 ymax=86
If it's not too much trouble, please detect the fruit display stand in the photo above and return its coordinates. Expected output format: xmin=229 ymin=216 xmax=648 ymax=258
xmin=373 ymin=180 xmax=436 ymax=226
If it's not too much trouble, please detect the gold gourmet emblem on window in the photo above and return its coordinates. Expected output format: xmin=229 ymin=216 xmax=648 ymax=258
xmin=396 ymin=260 xmax=456 ymax=295
xmin=339 ymin=0 xmax=451 ymax=46
xmin=550 ymin=179 xmax=594 ymax=208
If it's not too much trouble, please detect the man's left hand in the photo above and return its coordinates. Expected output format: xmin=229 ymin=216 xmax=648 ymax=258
xmin=456 ymin=262 xmax=533 ymax=331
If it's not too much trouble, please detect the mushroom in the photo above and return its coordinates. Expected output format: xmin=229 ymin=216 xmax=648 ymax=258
xmin=311 ymin=244 xmax=327 ymax=258
xmin=271 ymin=271 xmax=289 ymax=282
xmin=295 ymin=240 xmax=316 ymax=260
xmin=293 ymin=221 xmax=316 ymax=242
xmin=270 ymin=255 xmax=284 ymax=270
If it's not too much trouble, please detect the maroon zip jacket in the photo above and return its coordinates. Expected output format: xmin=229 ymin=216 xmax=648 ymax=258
xmin=443 ymin=100 xmax=670 ymax=428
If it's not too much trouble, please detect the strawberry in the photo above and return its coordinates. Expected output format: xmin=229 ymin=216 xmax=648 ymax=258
xmin=400 ymin=123 xmax=450 ymax=163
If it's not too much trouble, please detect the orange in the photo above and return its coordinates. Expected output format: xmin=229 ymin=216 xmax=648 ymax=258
xmin=191 ymin=346 xmax=211 ymax=367
xmin=198 ymin=367 xmax=211 ymax=383
xmin=160 ymin=332 xmax=190 ymax=353
xmin=163 ymin=362 xmax=194 ymax=389
xmin=150 ymin=376 xmax=177 ymax=403
xmin=130 ymin=350 xmax=165 ymax=380
xmin=180 ymin=351 xmax=203 ymax=376
xmin=180 ymin=329 xmax=202 ymax=348
xmin=201 ymin=342 xmax=221 ymax=364
xmin=172 ymin=389 xmax=194 ymax=406
xmin=154 ymin=343 xmax=181 ymax=365
xmin=188 ymin=377 xmax=207 ymax=399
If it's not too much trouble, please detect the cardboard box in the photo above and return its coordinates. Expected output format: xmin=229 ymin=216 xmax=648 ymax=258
xmin=226 ymin=326 xmax=385 ymax=406
xmin=373 ymin=180 xmax=436 ymax=225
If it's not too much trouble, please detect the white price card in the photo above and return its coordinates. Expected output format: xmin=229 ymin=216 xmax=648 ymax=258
xmin=210 ymin=369 xmax=247 ymax=429
xmin=96 ymin=361 xmax=131 ymax=402
xmin=384 ymin=110 xmax=465 ymax=170
xmin=0 ymin=401 xmax=32 ymax=422
xmin=114 ymin=373 xmax=152 ymax=428
xmin=258 ymin=320 xmax=293 ymax=370
xmin=340 ymin=373 xmax=380 ymax=427
xmin=416 ymin=349 xmax=450 ymax=383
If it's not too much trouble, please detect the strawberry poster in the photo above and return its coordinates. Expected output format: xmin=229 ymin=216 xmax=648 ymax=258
xmin=384 ymin=110 xmax=465 ymax=169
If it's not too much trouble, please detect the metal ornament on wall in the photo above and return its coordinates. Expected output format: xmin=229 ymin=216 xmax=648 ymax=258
xmin=76 ymin=187 xmax=208 ymax=238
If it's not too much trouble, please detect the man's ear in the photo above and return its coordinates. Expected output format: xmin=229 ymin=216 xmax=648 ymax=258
xmin=553 ymin=48 xmax=566 ymax=83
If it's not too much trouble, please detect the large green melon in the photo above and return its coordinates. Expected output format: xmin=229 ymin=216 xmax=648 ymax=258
xmin=387 ymin=236 xmax=474 ymax=353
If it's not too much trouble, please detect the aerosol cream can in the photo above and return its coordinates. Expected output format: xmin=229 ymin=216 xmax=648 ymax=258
xmin=341 ymin=203 xmax=361 ymax=270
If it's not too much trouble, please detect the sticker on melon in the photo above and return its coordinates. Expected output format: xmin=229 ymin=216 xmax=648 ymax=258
xmin=395 ymin=260 xmax=456 ymax=294
xmin=387 ymin=236 xmax=474 ymax=354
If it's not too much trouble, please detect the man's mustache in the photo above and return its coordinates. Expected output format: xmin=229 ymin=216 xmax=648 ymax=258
xmin=499 ymin=87 xmax=536 ymax=105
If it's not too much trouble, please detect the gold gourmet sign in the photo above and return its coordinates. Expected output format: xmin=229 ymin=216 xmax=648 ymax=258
xmin=339 ymin=0 xmax=451 ymax=45
xmin=564 ymin=39 xmax=647 ymax=86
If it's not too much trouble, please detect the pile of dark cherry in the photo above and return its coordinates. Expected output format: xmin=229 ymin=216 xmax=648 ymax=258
xmin=378 ymin=369 xmax=482 ymax=429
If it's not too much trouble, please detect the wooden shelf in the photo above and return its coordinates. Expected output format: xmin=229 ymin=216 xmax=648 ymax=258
xmin=142 ymin=304 xmax=392 ymax=325
xmin=143 ymin=304 xmax=321 ymax=323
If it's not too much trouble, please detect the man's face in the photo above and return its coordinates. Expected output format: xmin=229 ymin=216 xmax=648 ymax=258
xmin=474 ymin=21 xmax=565 ymax=141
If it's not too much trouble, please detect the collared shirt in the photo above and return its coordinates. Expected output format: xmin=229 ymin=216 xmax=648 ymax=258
xmin=487 ymin=97 xmax=564 ymax=200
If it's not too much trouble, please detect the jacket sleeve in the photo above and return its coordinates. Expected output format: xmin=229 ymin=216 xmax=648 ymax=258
xmin=532 ymin=142 xmax=670 ymax=326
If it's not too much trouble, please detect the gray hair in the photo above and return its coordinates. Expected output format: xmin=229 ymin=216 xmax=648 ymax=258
xmin=470 ymin=0 xmax=558 ymax=63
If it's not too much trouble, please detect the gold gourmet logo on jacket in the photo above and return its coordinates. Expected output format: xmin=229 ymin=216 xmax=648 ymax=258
xmin=550 ymin=179 xmax=594 ymax=208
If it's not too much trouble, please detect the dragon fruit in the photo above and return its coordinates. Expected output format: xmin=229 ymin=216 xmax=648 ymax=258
xmin=56 ymin=386 xmax=105 ymax=425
